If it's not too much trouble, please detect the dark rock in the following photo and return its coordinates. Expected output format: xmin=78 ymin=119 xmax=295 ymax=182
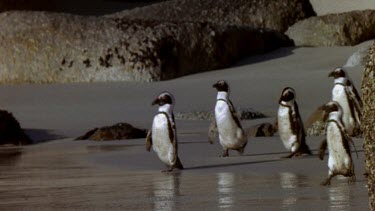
xmin=246 ymin=122 xmax=277 ymax=137
xmin=109 ymin=0 xmax=316 ymax=33
xmin=286 ymin=10 xmax=375 ymax=46
xmin=362 ymin=40 xmax=375 ymax=209
xmin=76 ymin=122 xmax=147 ymax=141
xmin=0 ymin=0 xmax=55 ymax=12
xmin=0 ymin=110 xmax=32 ymax=145
xmin=0 ymin=11 xmax=291 ymax=84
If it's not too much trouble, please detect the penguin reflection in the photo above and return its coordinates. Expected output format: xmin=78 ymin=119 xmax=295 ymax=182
xmin=217 ymin=172 xmax=235 ymax=210
xmin=153 ymin=173 xmax=180 ymax=211
xmin=328 ymin=183 xmax=350 ymax=211
xmin=280 ymin=172 xmax=299 ymax=209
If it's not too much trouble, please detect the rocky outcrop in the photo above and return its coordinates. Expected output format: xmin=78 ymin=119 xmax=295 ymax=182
xmin=362 ymin=41 xmax=375 ymax=210
xmin=305 ymin=105 xmax=327 ymax=136
xmin=246 ymin=123 xmax=277 ymax=137
xmin=344 ymin=44 xmax=371 ymax=68
xmin=76 ymin=123 xmax=147 ymax=141
xmin=0 ymin=110 xmax=32 ymax=145
xmin=286 ymin=10 xmax=375 ymax=46
xmin=109 ymin=0 xmax=315 ymax=33
xmin=176 ymin=108 xmax=266 ymax=121
xmin=310 ymin=0 xmax=375 ymax=16
xmin=0 ymin=11 xmax=291 ymax=84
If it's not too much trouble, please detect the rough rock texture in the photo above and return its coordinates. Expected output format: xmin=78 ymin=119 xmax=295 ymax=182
xmin=286 ymin=10 xmax=375 ymax=46
xmin=362 ymin=41 xmax=375 ymax=210
xmin=109 ymin=0 xmax=316 ymax=33
xmin=176 ymin=108 xmax=266 ymax=121
xmin=0 ymin=11 xmax=291 ymax=84
xmin=246 ymin=123 xmax=277 ymax=137
xmin=0 ymin=110 xmax=32 ymax=145
xmin=305 ymin=104 xmax=327 ymax=136
xmin=76 ymin=123 xmax=147 ymax=141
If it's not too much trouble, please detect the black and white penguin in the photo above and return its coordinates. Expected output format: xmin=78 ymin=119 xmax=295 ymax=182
xmin=319 ymin=101 xmax=356 ymax=186
xmin=328 ymin=67 xmax=361 ymax=136
xmin=212 ymin=80 xmax=247 ymax=157
xmin=146 ymin=92 xmax=183 ymax=172
xmin=277 ymin=87 xmax=312 ymax=158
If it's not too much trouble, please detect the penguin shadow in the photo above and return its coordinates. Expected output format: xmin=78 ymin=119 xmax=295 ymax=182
xmin=243 ymin=150 xmax=319 ymax=159
xmin=184 ymin=159 xmax=280 ymax=170
xmin=179 ymin=141 xmax=213 ymax=145
xmin=24 ymin=129 xmax=66 ymax=144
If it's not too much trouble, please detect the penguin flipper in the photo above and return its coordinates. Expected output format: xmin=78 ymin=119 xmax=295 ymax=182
xmin=347 ymin=80 xmax=363 ymax=108
xmin=208 ymin=119 xmax=218 ymax=144
xmin=145 ymin=130 xmax=152 ymax=152
xmin=319 ymin=138 xmax=327 ymax=160
xmin=343 ymin=131 xmax=359 ymax=159
xmin=228 ymin=100 xmax=243 ymax=129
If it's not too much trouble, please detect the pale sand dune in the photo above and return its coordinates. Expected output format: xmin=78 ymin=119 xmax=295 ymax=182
xmin=0 ymin=41 xmax=370 ymax=210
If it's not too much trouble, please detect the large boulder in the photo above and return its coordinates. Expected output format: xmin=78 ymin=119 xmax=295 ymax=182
xmin=286 ymin=10 xmax=375 ymax=46
xmin=0 ymin=110 xmax=32 ymax=145
xmin=0 ymin=11 xmax=291 ymax=84
xmin=310 ymin=0 xmax=375 ymax=16
xmin=76 ymin=122 xmax=147 ymax=141
xmin=109 ymin=0 xmax=316 ymax=33
xmin=362 ymin=41 xmax=375 ymax=210
xmin=176 ymin=108 xmax=266 ymax=121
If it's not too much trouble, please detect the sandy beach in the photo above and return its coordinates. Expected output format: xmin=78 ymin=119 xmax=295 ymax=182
xmin=0 ymin=41 xmax=370 ymax=210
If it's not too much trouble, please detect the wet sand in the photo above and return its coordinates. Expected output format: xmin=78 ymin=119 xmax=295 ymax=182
xmin=0 ymin=42 xmax=371 ymax=210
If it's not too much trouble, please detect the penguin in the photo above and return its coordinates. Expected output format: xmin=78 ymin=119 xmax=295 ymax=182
xmin=146 ymin=92 xmax=183 ymax=172
xmin=212 ymin=80 xmax=247 ymax=157
xmin=328 ymin=67 xmax=361 ymax=136
xmin=277 ymin=87 xmax=312 ymax=158
xmin=319 ymin=101 xmax=356 ymax=186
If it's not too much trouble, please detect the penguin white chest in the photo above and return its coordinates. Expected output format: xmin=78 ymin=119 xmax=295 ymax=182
xmin=151 ymin=114 xmax=174 ymax=165
xmin=332 ymin=85 xmax=354 ymax=134
xmin=327 ymin=123 xmax=352 ymax=174
xmin=215 ymin=101 xmax=243 ymax=149
xmin=277 ymin=105 xmax=297 ymax=151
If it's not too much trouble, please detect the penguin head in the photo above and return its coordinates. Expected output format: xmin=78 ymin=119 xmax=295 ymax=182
xmin=328 ymin=67 xmax=346 ymax=79
xmin=279 ymin=87 xmax=296 ymax=104
xmin=213 ymin=80 xmax=229 ymax=92
xmin=323 ymin=101 xmax=341 ymax=113
xmin=152 ymin=92 xmax=175 ymax=106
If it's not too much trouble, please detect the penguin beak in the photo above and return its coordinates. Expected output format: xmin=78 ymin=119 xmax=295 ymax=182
xmin=151 ymin=98 xmax=160 ymax=106
xmin=212 ymin=83 xmax=218 ymax=89
xmin=328 ymin=71 xmax=334 ymax=77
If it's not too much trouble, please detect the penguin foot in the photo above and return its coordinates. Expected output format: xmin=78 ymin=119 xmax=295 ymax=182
xmin=281 ymin=152 xmax=295 ymax=158
xmin=347 ymin=175 xmax=356 ymax=183
xmin=320 ymin=179 xmax=331 ymax=186
xmin=220 ymin=150 xmax=229 ymax=158
xmin=162 ymin=167 xmax=173 ymax=173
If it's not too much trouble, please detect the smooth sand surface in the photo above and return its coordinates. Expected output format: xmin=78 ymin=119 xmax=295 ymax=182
xmin=0 ymin=41 xmax=370 ymax=210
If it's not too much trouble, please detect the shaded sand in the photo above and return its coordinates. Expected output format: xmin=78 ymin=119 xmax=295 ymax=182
xmin=0 ymin=41 xmax=370 ymax=210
